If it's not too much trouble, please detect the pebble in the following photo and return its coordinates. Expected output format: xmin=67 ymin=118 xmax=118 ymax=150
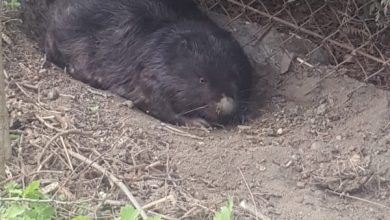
xmin=349 ymin=153 xmax=361 ymax=165
xmin=277 ymin=128 xmax=283 ymax=135
xmin=291 ymin=154 xmax=300 ymax=161
xmin=122 ymin=100 xmax=134 ymax=108
xmin=316 ymin=103 xmax=327 ymax=115
xmin=47 ymin=89 xmax=59 ymax=100
xmin=258 ymin=165 xmax=266 ymax=171
xmin=297 ymin=181 xmax=306 ymax=188
xmin=311 ymin=141 xmax=324 ymax=150
xmin=238 ymin=125 xmax=252 ymax=131
xmin=38 ymin=68 xmax=47 ymax=74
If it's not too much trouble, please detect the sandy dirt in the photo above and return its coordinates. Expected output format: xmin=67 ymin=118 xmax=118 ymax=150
xmin=2 ymin=10 xmax=390 ymax=220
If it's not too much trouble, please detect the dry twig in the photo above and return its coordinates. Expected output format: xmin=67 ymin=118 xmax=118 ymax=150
xmin=160 ymin=123 xmax=204 ymax=140
xmin=36 ymin=129 xmax=90 ymax=168
xmin=239 ymin=168 xmax=259 ymax=220
xmin=326 ymin=190 xmax=389 ymax=209
xmin=67 ymin=149 xmax=148 ymax=219
xmin=0 ymin=197 xmax=92 ymax=205
xmin=239 ymin=200 xmax=271 ymax=220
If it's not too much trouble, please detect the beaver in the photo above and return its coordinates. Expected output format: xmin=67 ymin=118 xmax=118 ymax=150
xmin=21 ymin=0 xmax=254 ymax=127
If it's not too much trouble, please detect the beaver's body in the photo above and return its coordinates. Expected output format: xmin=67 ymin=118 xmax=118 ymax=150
xmin=21 ymin=0 xmax=254 ymax=127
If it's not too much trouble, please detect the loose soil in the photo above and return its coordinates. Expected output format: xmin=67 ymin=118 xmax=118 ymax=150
xmin=2 ymin=9 xmax=390 ymax=220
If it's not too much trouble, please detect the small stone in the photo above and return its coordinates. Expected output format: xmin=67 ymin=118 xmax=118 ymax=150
xmin=311 ymin=141 xmax=324 ymax=150
xmin=291 ymin=154 xmax=300 ymax=161
xmin=258 ymin=165 xmax=266 ymax=171
xmin=98 ymin=191 xmax=107 ymax=199
xmin=277 ymin=128 xmax=283 ymax=135
xmin=316 ymin=104 xmax=327 ymax=115
xmin=38 ymin=69 xmax=47 ymax=74
xmin=47 ymin=89 xmax=59 ymax=100
xmin=336 ymin=135 xmax=342 ymax=140
xmin=297 ymin=181 xmax=305 ymax=188
xmin=122 ymin=100 xmax=134 ymax=108
xmin=237 ymin=125 xmax=252 ymax=132
xmin=349 ymin=153 xmax=361 ymax=166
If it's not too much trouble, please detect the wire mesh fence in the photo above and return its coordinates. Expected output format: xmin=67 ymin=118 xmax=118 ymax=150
xmin=198 ymin=0 xmax=390 ymax=90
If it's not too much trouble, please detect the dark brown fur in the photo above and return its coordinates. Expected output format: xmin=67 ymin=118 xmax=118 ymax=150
xmin=21 ymin=0 xmax=254 ymax=127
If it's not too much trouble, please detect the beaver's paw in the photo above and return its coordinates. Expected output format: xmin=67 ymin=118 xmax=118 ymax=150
xmin=185 ymin=117 xmax=211 ymax=128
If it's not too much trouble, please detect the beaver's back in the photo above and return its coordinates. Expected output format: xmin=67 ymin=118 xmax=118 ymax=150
xmin=39 ymin=0 xmax=208 ymax=87
xmin=21 ymin=0 xmax=206 ymax=47
xmin=46 ymin=0 xmax=206 ymax=47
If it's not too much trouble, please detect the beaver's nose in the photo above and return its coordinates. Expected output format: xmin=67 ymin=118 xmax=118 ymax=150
xmin=216 ymin=94 xmax=236 ymax=116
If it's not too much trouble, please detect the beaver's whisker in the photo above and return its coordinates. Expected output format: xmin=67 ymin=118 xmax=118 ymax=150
xmin=178 ymin=105 xmax=208 ymax=116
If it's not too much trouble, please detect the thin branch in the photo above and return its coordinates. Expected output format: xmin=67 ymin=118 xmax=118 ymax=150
xmin=67 ymin=149 xmax=148 ymax=220
xmin=0 ymin=197 xmax=92 ymax=205
xmin=227 ymin=0 xmax=390 ymax=65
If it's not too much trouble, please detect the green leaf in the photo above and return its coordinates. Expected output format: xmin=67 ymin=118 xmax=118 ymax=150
xmin=146 ymin=216 xmax=161 ymax=220
xmin=26 ymin=204 xmax=54 ymax=220
xmin=227 ymin=197 xmax=233 ymax=211
xmin=120 ymin=205 xmax=140 ymax=220
xmin=72 ymin=215 xmax=91 ymax=220
xmin=3 ymin=203 xmax=27 ymax=219
xmin=213 ymin=197 xmax=233 ymax=220
xmin=22 ymin=181 xmax=40 ymax=195
xmin=4 ymin=181 xmax=22 ymax=197
xmin=22 ymin=181 xmax=43 ymax=199
xmin=9 ymin=133 xmax=21 ymax=140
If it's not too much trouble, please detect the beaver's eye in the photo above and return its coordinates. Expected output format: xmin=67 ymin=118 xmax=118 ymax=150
xmin=199 ymin=77 xmax=207 ymax=84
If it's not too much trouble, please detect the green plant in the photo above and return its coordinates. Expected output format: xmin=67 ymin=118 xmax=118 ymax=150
xmin=71 ymin=215 xmax=90 ymax=220
xmin=114 ymin=197 xmax=234 ymax=220
xmin=115 ymin=205 xmax=161 ymax=220
xmin=0 ymin=180 xmax=55 ymax=220
xmin=9 ymin=132 xmax=21 ymax=141
xmin=1 ymin=181 xmax=88 ymax=220
xmin=3 ymin=0 xmax=21 ymax=10
xmin=1 ymin=181 xmax=234 ymax=220
xmin=213 ymin=196 xmax=233 ymax=220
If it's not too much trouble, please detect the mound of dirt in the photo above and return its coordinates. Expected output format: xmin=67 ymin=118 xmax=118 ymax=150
xmin=2 ymin=10 xmax=390 ymax=220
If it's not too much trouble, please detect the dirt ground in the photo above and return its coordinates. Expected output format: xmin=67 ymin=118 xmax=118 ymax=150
xmin=2 ymin=9 xmax=390 ymax=220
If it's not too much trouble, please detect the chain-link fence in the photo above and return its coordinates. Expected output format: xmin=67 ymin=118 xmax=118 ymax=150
xmin=198 ymin=0 xmax=390 ymax=90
